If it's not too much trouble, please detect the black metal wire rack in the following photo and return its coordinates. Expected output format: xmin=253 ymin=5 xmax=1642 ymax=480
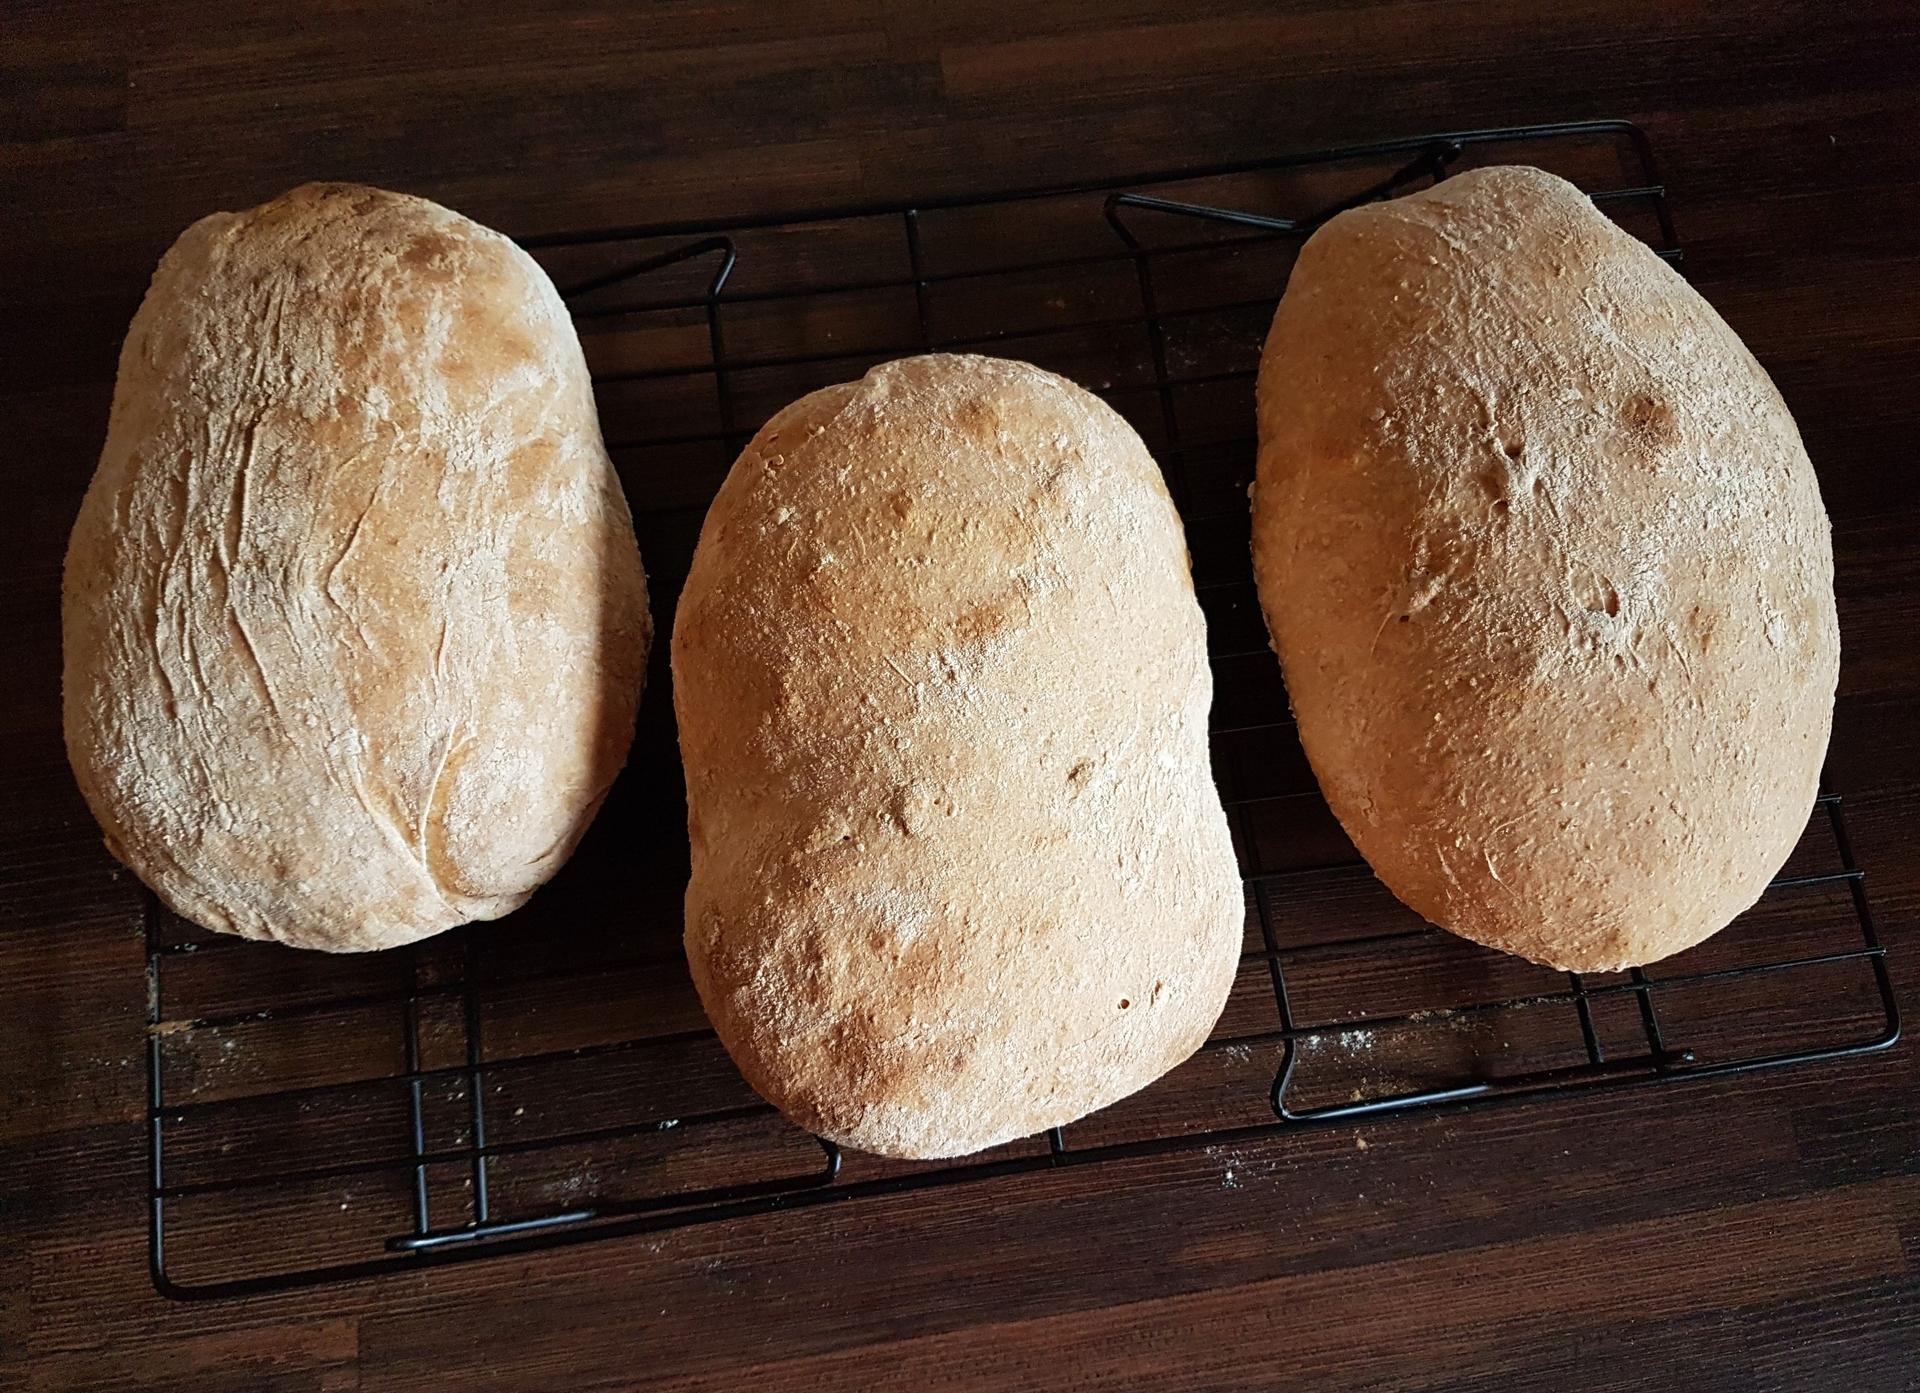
xmin=143 ymin=120 xmax=1900 ymax=1299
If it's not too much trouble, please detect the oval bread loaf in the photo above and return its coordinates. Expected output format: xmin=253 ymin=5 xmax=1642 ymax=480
xmin=63 ymin=183 xmax=651 ymax=952
xmin=673 ymin=354 xmax=1244 ymax=1158
xmin=1253 ymin=166 xmax=1838 ymax=973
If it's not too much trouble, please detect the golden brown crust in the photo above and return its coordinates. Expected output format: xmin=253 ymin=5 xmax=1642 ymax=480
xmin=673 ymin=354 xmax=1243 ymax=1158
xmin=62 ymin=183 xmax=651 ymax=951
xmin=1253 ymin=166 xmax=1838 ymax=973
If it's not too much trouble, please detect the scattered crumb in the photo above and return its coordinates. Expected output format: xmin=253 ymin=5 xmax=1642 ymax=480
xmin=1204 ymin=1143 xmax=1279 ymax=1191
xmin=541 ymin=1170 xmax=601 ymax=1204
xmin=1355 ymin=1136 xmax=1369 ymax=1151
xmin=1300 ymin=1027 xmax=1377 ymax=1052
xmin=513 ymin=1106 xmax=525 ymax=1117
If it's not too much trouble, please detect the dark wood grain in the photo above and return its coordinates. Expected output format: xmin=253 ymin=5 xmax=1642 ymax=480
xmin=5 ymin=3 xmax=1920 ymax=1389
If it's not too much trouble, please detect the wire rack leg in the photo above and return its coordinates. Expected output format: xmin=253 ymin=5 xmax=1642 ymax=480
xmin=401 ymin=946 xmax=431 ymax=1236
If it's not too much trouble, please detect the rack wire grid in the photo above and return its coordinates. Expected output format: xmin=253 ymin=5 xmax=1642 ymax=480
xmin=144 ymin=120 xmax=1900 ymax=1299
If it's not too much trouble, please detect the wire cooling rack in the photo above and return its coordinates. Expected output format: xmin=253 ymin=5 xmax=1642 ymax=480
xmin=143 ymin=120 xmax=1900 ymax=1299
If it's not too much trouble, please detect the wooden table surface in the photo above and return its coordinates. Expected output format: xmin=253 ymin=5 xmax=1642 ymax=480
xmin=5 ymin=4 xmax=1919 ymax=1389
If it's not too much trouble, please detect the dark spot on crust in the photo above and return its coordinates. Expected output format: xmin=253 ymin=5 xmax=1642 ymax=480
xmin=952 ymin=595 xmax=1022 ymax=648
xmin=1622 ymin=393 xmax=1678 ymax=445
xmin=1118 ymin=999 xmax=1131 ymax=1010
xmin=403 ymin=232 xmax=457 ymax=268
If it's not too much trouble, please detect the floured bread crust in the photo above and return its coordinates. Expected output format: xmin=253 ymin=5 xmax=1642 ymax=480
xmin=1253 ymin=166 xmax=1838 ymax=972
xmin=673 ymin=354 xmax=1243 ymax=1158
xmin=63 ymin=183 xmax=651 ymax=951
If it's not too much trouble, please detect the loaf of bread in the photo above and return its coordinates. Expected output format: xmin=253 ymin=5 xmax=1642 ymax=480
xmin=1253 ymin=166 xmax=1838 ymax=973
xmin=673 ymin=354 xmax=1243 ymax=1158
xmin=63 ymin=183 xmax=651 ymax=952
